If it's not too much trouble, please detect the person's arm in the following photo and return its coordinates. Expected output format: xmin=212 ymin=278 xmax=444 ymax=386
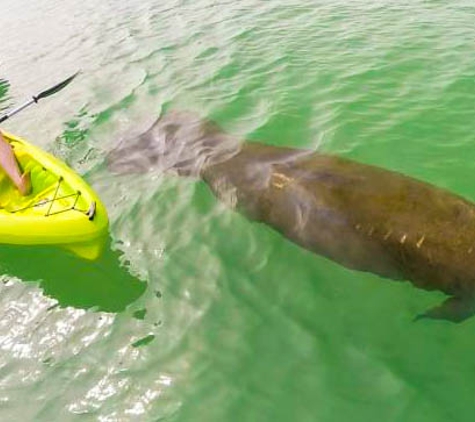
xmin=0 ymin=131 xmax=30 ymax=195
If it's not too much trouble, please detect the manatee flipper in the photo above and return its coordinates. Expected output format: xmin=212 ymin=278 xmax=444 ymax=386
xmin=415 ymin=296 xmax=475 ymax=323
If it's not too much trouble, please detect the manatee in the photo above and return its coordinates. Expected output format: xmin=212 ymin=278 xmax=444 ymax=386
xmin=108 ymin=111 xmax=475 ymax=321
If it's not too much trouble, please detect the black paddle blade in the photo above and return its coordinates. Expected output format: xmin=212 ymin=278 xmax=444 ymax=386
xmin=36 ymin=71 xmax=80 ymax=100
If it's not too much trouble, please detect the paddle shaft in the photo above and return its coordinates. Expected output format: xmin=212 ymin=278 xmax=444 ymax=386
xmin=0 ymin=98 xmax=36 ymax=124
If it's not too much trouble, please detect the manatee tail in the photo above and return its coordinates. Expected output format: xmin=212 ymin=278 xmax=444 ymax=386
xmin=107 ymin=110 xmax=241 ymax=177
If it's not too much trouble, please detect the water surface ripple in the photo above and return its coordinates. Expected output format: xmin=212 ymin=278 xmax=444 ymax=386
xmin=1 ymin=0 xmax=475 ymax=421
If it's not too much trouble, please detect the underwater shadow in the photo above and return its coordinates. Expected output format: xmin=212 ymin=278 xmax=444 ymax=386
xmin=0 ymin=237 xmax=146 ymax=312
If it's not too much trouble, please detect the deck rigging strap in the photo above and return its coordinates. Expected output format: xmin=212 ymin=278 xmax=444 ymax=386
xmin=11 ymin=176 xmax=93 ymax=217
xmin=45 ymin=176 xmax=63 ymax=216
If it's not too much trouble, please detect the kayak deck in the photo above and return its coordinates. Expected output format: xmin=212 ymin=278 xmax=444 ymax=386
xmin=1 ymin=146 xmax=90 ymax=215
xmin=0 ymin=132 xmax=109 ymax=259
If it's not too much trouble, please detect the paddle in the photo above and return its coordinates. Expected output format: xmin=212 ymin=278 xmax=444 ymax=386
xmin=0 ymin=72 xmax=80 ymax=124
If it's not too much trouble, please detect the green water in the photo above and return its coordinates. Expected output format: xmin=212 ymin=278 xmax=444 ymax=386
xmin=2 ymin=0 xmax=475 ymax=420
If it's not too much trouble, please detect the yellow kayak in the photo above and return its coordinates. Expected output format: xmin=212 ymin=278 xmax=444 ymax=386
xmin=0 ymin=131 xmax=109 ymax=260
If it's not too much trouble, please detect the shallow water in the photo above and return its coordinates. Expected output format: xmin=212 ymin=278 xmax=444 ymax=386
xmin=2 ymin=0 xmax=475 ymax=420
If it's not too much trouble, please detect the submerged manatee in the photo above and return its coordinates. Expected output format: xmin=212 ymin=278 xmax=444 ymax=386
xmin=108 ymin=111 xmax=475 ymax=321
